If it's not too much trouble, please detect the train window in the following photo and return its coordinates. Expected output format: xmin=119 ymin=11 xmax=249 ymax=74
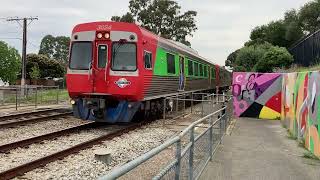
xmin=144 ymin=51 xmax=152 ymax=69
xmin=194 ymin=62 xmax=199 ymax=76
xmin=199 ymin=64 xmax=203 ymax=77
xmin=69 ymin=42 xmax=92 ymax=70
xmin=212 ymin=67 xmax=216 ymax=79
xmin=111 ymin=43 xmax=137 ymax=71
xmin=167 ymin=53 xmax=175 ymax=74
xmin=98 ymin=45 xmax=107 ymax=68
xmin=188 ymin=60 xmax=193 ymax=76
xmin=204 ymin=66 xmax=208 ymax=77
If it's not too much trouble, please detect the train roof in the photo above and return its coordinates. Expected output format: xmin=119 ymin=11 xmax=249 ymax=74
xmin=72 ymin=21 xmax=219 ymax=67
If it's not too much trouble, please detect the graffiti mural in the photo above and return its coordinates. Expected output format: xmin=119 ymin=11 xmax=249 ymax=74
xmin=281 ymin=73 xmax=297 ymax=133
xmin=232 ymin=72 xmax=282 ymax=120
xmin=234 ymin=71 xmax=320 ymax=157
xmin=306 ymin=72 xmax=320 ymax=157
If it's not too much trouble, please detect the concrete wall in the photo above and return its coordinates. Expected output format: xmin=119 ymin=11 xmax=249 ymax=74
xmin=281 ymin=72 xmax=320 ymax=157
xmin=232 ymin=72 xmax=282 ymax=120
xmin=232 ymin=71 xmax=320 ymax=157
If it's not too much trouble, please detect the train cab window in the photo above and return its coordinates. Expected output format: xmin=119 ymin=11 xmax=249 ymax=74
xmin=144 ymin=51 xmax=152 ymax=69
xmin=111 ymin=43 xmax=137 ymax=71
xmin=204 ymin=66 xmax=208 ymax=77
xmin=98 ymin=45 xmax=107 ymax=68
xmin=199 ymin=64 xmax=203 ymax=77
xmin=188 ymin=60 xmax=193 ymax=76
xmin=69 ymin=42 xmax=92 ymax=70
xmin=194 ymin=62 xmax=199 ymax=76
xmin=167 ymin=53 xmax=175 ymax=74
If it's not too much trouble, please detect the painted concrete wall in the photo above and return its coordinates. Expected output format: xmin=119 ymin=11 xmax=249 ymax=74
xmin=232 ymin=72 xmax=282 ymax=120
xmin=232 ymin=71 xmax=320 ymax=157
xmin=281 ymin=72 xmax=320 ymax=157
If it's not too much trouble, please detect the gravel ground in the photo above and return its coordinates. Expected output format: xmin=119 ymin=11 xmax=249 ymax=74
xmin=0 ymin=126 xmax=120 ymax=172
xmin=0 ymin=117 xmax=87 ymax=145
xmin=17 ymin=121 xmax=176 ymax=180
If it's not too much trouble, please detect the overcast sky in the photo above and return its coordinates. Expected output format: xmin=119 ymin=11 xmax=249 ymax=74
xmin=0 ymin=0 xmax=311 ymax=65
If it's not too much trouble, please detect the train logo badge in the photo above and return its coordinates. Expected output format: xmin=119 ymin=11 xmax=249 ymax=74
xmin=115 ymin=78 xmax=131 ymax=88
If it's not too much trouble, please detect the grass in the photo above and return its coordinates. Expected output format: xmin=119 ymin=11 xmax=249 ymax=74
xmin=287 ymin=130 xmax=297 ymax=140
xmin=0 ymin=89 xmax=69 ymax=106
xmin=303 ymin=152 xmax=320 ymax=161
xmin=275 ymin=63 xmax=320 ymax=73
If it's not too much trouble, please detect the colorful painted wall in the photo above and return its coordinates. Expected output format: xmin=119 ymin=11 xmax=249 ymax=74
xmin=233 ymin=71 xmax=320 ymax=157
xmin=232 ymin=72 xmax=282 ymax=120
xmin=281 ymin=72 xmax=320 ymax=157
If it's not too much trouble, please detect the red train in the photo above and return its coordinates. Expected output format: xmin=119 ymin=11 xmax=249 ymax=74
xmin=66 ymin=21 xmax=231 ymax=123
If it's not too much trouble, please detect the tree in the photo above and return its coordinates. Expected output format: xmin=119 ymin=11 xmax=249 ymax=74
xmin=111 ymin=12 xmax=135 ymax=23
xmin=26 ymin=54 xmax=65 ymax=79
xmin=225 ymin=49 xmax=240 ymax=68
xmin=299 ymin=0 xmax=320 ymax=33
xmin=112 ymin=0 xmax=197 ymax=46
xmin=0 ymin=41 xmax=21 ymax=84
xmin=39 ymin=35 xmax=70 ymax=64
xmin=283 ymin=9 xmax=304 ymax=46
xmin=30 ymin=65 xmax=40 ymax=80
xmin=254 ymin=46 xmax=293 ymax=72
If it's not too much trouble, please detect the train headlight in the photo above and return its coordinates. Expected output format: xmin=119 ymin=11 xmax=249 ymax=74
xmin=70 ymin=99 xmax=76 ymax=105
xmin=97 ymin=33 xmax=103 ymax=39
xmin=104 ymin=32 xmax=110 ymax=39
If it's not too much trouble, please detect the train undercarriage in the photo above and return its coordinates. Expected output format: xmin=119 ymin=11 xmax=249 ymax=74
xmin=72 ymin=87 xmax=229 ymax=123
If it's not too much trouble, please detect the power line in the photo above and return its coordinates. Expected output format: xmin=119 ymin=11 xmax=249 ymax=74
xmin=6 ymin=16 xmax=38 ymax=87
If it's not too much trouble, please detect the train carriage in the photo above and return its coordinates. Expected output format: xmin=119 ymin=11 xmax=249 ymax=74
xmin=66 ymin=21 xmax=231 ymax=123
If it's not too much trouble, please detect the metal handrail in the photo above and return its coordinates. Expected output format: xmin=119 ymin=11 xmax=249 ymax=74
xmin=99 ymin=105 xmax=228 ymax=180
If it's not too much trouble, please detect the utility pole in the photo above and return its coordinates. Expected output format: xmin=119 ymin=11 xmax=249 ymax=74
xmin=6 ymin=17 xmax=38 ymax=87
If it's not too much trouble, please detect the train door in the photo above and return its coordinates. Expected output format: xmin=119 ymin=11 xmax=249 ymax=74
xmin=178 ymin=55 xmax=185 ymax=91
xmin=93 ymin=42 xmax=109 ymax=93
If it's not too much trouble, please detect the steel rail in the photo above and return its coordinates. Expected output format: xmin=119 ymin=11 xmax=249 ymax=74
xmin=0 ymin=122 xmax=98 ymax=153
xmin=0 ymin=112 xmax=72 ymax=128
xmin=0 ymin=121 xmax=147 ymax=180
xmin=0 ymin=108 xmax=70 ymax=121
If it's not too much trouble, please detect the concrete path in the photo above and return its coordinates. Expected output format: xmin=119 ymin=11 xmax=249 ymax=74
xmin=200 ymin=118 xmax=320 ymax=180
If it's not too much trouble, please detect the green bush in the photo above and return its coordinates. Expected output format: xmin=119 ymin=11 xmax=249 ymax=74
xmin=254 ymin=46 xmax=293 ymax=72
xmin=234 ymin=42 xmax=293 ymax=72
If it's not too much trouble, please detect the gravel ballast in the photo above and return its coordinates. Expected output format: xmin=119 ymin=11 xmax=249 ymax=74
xmin=17 ymin=121 xmax=176 ymax=180
xmin=0 ymin=117 xmax=87 ymax=145
xmin=0 ymin=126 xmax=120 ymax=172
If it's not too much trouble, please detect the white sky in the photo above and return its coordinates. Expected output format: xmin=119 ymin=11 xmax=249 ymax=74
xmin=0 ymin=0 xmax=312 ymax=65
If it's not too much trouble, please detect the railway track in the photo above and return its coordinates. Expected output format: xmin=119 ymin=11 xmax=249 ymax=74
xmin=0 ymin=109 xmax=72 ymax=129
xmin=0 ymin=121 xmax=148 ymax=180
xmin=0 ymin=122 xmax=98 ymax=153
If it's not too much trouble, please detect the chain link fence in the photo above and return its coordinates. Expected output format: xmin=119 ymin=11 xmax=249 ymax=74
xmin=99 ymin=92 xmax=233 ymax=180
xmin=0 ymin=85 xmax=68 ymax=110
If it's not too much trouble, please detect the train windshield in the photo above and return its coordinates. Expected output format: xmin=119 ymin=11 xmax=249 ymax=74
xmin=111 ymin=43 xmax=137 ymax=71
xmin=69 ymin=42 xmax=92 ymax=70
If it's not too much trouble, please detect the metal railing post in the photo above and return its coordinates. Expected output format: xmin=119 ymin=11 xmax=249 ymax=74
xmin=40 ymin=85 xmax=43 ymax=104
xmin=189 ymin=127 xmax=195 ymax=180
xmin=163 ymin=98 xmax=166 ymax=125
xmin=209 ymin=115 xmax=213 ymax=160
xmin=219 ymin=111 xmax=223 ymax=144
xmin=56 ymin=86 xmax=59 ymax=104
xmin=35 ymin=87 xmax=38 ymax=108
xmin=201 ymin=95 xmax=204 ymax=117
xmin=176 ymin=95 xmax=179 ymax=114
xmin=15 ymin=88 xmax=18 ymax=110
xmin=175 ymin=139 xmax=182 ymax=180
xmin=183 ymin=94 xmax=186 ymax=117
xmin=191 ymin=92 xmax=193 ymax=113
